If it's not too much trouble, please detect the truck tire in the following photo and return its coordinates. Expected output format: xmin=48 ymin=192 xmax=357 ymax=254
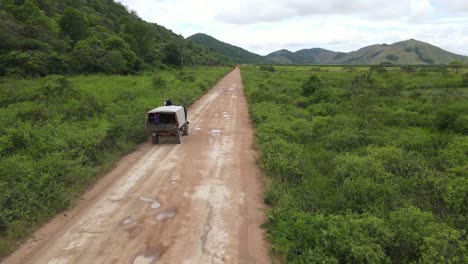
xmin=182 ymin=123 xmax=189 ymax=136
xmin=151 ymin=134 xmax=159 ymax=144
xmin=175 ymin=133 xmax=181 ymax=144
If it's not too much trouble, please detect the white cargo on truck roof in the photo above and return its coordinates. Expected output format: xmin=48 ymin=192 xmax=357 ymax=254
xmin=147 ymin=106 xmax=186 ymax=129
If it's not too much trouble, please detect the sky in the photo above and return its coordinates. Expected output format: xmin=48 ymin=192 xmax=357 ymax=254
xmin=116 ymin=0 xmax=468 ymax=56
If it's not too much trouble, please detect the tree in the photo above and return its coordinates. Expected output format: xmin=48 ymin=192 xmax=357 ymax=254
xmin=162 ymin=42 xmax=183 ymax=67
xmin=449 ymin=60 xmax=464 ymax=74
xmin=463 ymin=73 xmax=468 ymax=87
xmin=59 ymin=7 xmax=88 ymax=43
xmin=302 ymin=75 xmax=322 ymax=97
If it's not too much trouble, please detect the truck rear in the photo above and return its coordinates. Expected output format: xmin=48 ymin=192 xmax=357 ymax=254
xmin=146 ymin=106 xmax=189 ymax=144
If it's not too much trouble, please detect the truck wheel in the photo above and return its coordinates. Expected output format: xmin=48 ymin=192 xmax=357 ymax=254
xmin=182 ymin=124 xmax=189 ymax=136
xmin=152 ymin=134 xmax=159 ymax=144
xmin=175 ymin=133 xmax=181 ymax=144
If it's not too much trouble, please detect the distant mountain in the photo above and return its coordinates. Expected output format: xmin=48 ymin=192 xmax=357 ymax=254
xmin=267 ymin=39 xmax=468 ymax=65
xmin=295 ymin=48 xmax=343 ymax=64
xmin=187 ymin=33 xmax=269 ymax=64
xmin=265 ymin=49 xmax=300 ymax=64
xmin=190 ymin=33 xmax=468 ymax=65
xmin=267 ymin=48 xmax=343 ymax=64
xmin=332 ymin=39 xmax=468 ymax=65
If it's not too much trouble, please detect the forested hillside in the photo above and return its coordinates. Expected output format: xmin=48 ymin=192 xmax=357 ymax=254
xmin=242 ymin=65 xmax=468 ymax=263
xmin=0 ymin=0 xmax=229 ymax=77
xmin=188 ymin=33 xmax=269 ymax=64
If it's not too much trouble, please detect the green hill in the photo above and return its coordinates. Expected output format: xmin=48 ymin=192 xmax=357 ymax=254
xmin=187 ymin=33 xmax=268 ymax=64
xmin=0 ymin=0 xmax=230 ymax=76
xmin=335 ymin=39 xmax=468 ymax=65
xmin=190 ymin=33 xmax=468 ymax=65
xmin=267 ymin=48 xmax=343 ymax=64
xmin=265 ymin=49 xmax=299 ymax=64
xmin=294 ymin=48 xmax=342 ymax=64
xmin=267 ymin=40 xmax=468 ymax=65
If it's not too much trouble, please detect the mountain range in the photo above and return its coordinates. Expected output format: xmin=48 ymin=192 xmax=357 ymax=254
xmin=188 ymin=33 xmax=468 ymax=65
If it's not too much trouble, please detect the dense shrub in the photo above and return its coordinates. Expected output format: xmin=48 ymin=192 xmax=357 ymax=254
xmin=302 ymin=74 xmax=322 ymax=97
xmin=241 ymin=65 xmax=468 ymax=263
xmin=152 ymin=75 xmax=166 ymax=89
xmin=259 ymin=65 xmax=276 ymax=72
xmin=462 ymin=72 xmax=468 ymax=87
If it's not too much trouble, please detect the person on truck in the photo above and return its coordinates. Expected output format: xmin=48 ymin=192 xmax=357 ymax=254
xmin=164 ymin=98 xmax=173 ymax=106
xmin=153 ymin=113 xmax=160 ymax=124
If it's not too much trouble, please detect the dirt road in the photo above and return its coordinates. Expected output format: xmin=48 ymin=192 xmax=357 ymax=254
xmin=4 ymin=68 xmax=270 ymax=264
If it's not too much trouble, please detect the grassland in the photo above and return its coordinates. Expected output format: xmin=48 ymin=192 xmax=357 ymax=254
xmin=242 ymin=65 xmax=467 ymax=263
xmin=0 ymin=66 xmax=231 ymax=256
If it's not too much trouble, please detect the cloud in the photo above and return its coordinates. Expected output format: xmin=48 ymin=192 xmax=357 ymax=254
xmin=117 ymin=0 xmax=217 ymax=30
xmin=116 ymin=0 xmax=468 ymax=56
xmin=215 ymin=0 xmax=412 ymax=24
xmin=408 ymin=0 xmax=435 ymax=21
xmin=433 ymin=0 xmax=468 ymax=12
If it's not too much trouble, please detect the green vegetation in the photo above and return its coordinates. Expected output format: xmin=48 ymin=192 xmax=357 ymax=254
xmin=242 ymin=65 xmax=468 ymax=263
xmin=0 ymin=66 xmax=231 ymax=256
xmin=188 ymin=33 xmax=268 ymax=64
xmin=259 ymin=65 xmax=276 ymax=72
xmin=0 ymin=0 xmax=229 ymax=77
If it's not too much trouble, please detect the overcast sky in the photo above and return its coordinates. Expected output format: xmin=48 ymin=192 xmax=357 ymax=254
xmin=116 ymin=0 xmax=468 ymax=56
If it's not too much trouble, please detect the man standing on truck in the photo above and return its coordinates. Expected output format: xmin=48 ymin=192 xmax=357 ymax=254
xmin=164 ymin=98 xmax=173 ymax=106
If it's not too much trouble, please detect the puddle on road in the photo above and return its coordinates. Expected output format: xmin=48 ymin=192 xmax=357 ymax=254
xmin=170 ymin=175 xmax=181 ymax=184
xmin=154 ymin=209 xmax=177 ymax=221
xmin=128 ymin=226 xmax=142 ymax=238
xmin=210 ymin=129 xmax=221 ymax=135
xmin=132 ymin=249 xmax=161 ymax=264
xmin=120 ymin=216 xmax=135 ymax=226
xmin=49 ymin=257 xmax=69 ymax=264
xmin=139 ymin=197 xmax=161 ymax=209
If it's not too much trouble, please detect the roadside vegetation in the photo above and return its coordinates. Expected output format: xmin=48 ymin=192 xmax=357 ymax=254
xmin=0 ymin=66 xmax=231 ymax=256
xmin=242 ymin=65 xmax=468 ymax=263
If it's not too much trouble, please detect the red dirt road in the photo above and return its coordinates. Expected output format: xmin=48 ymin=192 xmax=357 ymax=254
xmin=4 ymin=68 xmax=270 ymax=264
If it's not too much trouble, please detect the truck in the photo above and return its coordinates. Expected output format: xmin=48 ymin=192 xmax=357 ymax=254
xmin=145 ymin=105 xmax=189 ymax=144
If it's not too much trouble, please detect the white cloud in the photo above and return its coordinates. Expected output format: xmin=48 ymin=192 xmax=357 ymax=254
xmin=433 ymin=0 xmax=468 ymax=12
xmin=215 ymin=0 xmax=411 ymax=24
xmin=409 ymin=0 xmax=435 ymax=21
xmin=116 ymin=0 xmax=468 ymax=56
